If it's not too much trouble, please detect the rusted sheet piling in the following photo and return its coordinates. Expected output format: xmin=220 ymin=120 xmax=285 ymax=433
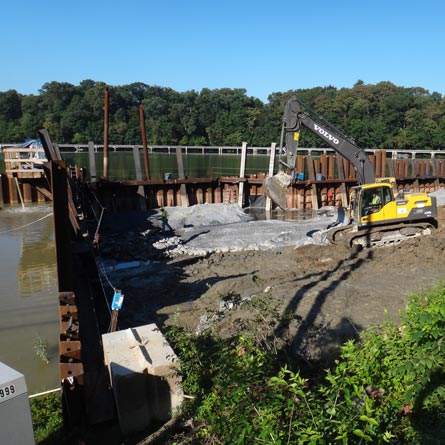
xmin=2 ymin=141 xmax=445 ymax=209
xmin=39 ymin=131 xmax=116 ymax=435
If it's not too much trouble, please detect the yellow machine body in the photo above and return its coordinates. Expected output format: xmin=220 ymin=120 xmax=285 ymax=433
xmin=349 ymin=183 xmax=437 ymax=228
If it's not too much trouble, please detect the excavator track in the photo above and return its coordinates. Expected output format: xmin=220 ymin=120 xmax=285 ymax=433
xmin=327 ymin=222 xmax=435 ymax=248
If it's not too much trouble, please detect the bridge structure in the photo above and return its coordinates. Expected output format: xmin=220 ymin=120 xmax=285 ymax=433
xmin=3 ymin=142 xmax=445 ymax=159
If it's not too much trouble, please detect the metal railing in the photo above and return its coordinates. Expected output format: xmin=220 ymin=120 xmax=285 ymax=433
xmin=2 ymin=143 xmax=445 ymax=160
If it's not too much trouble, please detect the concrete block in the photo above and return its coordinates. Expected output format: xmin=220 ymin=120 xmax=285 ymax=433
xmin=0 ymin=362 xmax=35 ymax=445
xmin=102 ymin=324 xmax=183 ymax=434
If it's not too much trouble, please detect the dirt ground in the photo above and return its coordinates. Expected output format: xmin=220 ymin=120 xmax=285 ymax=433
xmin=101 ymin=205 xmax=445 ymax=363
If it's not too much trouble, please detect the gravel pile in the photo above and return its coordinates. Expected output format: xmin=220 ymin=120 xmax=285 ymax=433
xmin=148 ymin=204 xmax=347 ymax=257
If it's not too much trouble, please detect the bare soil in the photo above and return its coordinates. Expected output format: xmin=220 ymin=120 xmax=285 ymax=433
xmin=104 ymin=206 xmax=445 ymax=363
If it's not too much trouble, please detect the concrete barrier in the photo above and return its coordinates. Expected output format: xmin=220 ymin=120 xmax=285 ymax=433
xmin=102 ymin=324 xmax=183 ymax=434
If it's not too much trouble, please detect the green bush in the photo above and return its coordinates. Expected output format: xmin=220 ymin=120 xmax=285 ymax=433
xmin=30 ymin=391 xmax=64 ymax=444
xmin=168 ymin=283 xmax=445 ymax=444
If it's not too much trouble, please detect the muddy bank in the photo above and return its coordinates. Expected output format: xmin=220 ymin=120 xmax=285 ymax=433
xmin=99 ymin=203 xmax=445 ymax=363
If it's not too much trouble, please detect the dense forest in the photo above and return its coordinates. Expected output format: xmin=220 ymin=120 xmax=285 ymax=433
xmin=1 ymin=80 xmax=445 ymax=149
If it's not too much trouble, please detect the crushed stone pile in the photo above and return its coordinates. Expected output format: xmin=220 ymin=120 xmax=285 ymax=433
xmin=147 ymin=203 xmax=253 ymax=229
xmin=147 ymin=204 xmax=347 ymax=257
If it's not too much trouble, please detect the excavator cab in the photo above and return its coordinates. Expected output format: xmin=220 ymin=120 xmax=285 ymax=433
xmin=351 ymin=184 xmax=393 ymax=224
xmin=349 ymin=181 xmax=434 ymax=222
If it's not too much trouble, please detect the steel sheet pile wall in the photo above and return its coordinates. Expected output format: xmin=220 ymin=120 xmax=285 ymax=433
xmin=2 ymin=144 xmax=445 ymax=209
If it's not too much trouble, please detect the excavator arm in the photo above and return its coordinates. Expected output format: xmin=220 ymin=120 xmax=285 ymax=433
xmin=282 ymin=96 xmax=376 ymax=184
xmin=264 ymin=96 xmax=376 ymax=209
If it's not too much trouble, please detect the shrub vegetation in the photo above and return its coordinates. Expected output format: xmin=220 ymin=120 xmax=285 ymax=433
xmin=166 ymin=284 xmax=445 ymax=444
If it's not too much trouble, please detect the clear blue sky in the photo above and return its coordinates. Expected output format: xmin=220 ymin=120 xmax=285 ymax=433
xmin=2 ymin=0 xmax=445 ymax=102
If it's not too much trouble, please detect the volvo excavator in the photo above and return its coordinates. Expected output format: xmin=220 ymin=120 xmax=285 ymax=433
xmin=264 ymin=96 xmax=437 ymax=247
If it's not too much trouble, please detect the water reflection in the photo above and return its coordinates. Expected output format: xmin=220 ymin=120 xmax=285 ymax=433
xmin=18 ymin=227 xmax=57 ymax=297
xmin=65 ymin=152 xmax=273 ymax=180
xmin=0 ymin=204 xmax=59 ymax=393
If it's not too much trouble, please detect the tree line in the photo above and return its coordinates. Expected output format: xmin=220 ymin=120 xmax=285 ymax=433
xmin=1 ymin=79 xmax=445 ymax=150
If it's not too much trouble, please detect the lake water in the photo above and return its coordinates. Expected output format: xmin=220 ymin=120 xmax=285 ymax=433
xmin=0 ymin=204 xmax=59 ymax=394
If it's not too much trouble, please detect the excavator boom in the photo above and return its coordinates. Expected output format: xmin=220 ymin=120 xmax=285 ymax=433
xmin=264 ymin=96 xmax=375 ymax=210
xmin=282 ymin=97 xmax=376 ymax=184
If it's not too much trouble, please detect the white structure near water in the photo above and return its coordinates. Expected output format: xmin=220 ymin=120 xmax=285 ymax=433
xmin=0 ymin=362 xmax=35 ymax=444
xmin=102 ymin=324 xmax=183 ymax=434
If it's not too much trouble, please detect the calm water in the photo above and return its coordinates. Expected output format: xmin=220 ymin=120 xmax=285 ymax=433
xmin=63 ymin=152 xmax=273 ymax=180
xmin=0 ymin=204 xmax=59 ymax=393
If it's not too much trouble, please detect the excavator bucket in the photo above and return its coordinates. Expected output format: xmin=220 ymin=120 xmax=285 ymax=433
xmin=263 ymin=171 xmax=293 ymax=210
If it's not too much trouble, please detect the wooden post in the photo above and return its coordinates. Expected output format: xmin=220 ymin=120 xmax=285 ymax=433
xmin=265 ymin=142 xmax=277 ymax=212
xmin=388 ymin=158 xmax=396 ymax=178
xmin=175 ymin=147 xmax=189 ymax=207
xmin=14 ymin=177 xmax=25 ymax=208
xmin=296 ymin=155 xmax=305 ymax=176
xmin=238 ymin=142 xmax=247 ymax=207
xmin=88 ymin=141 xmax=97 ymax=182
xmin=8 ymin=177 xmax=17 ymax=204
xmin=37 ymin=188 xmax=46 ymax=202
xmin=296 ymin=189 xmax=303 ymax=209
xmin=23 ymin=183 xmax=32 ymax=203
xmin=411 ymin=159 xmax=419 ymax=191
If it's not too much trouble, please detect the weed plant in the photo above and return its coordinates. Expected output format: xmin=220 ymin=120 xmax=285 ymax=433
xmin=34 ymin=335 xmax=49 ymax=364
xmin=166 ymin=284 xmax=445 ymax=444
xmin=31 ymin=392 xmax=63 ymax=444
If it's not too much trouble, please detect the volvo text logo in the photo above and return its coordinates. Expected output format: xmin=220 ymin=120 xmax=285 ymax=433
xmin=314 ymin=124 xmax=339 ymax=144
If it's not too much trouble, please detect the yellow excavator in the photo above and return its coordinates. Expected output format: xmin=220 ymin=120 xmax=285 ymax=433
xmin=264 ymin=96 xmax=437 ymax=247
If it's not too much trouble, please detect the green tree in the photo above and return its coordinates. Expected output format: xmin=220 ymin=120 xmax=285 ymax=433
xmin=1 ymin=79 xmax=445 ymax=149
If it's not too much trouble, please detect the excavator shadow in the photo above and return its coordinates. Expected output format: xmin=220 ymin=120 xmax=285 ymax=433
xmin=274 ymin=245 xmax=374 ymax=367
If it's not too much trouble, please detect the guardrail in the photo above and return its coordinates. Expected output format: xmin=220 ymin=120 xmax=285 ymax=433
xmin=2 ymin=143 xmax=445 ymax=159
